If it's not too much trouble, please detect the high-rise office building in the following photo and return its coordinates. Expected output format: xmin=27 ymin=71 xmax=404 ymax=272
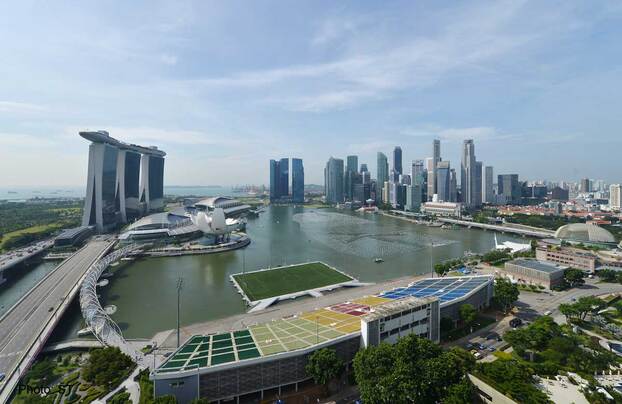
xmin=325 ymin=157 xmax=344 ymax=204
xmin=449 ymin=169 xmax=457 ymax=203
xmin=360 ymin=163 xmax=368 ymax=173
xmin=345 ymin=155 xmax=359 ymax=200
xmin=610 ymin=184 xmax=621 ymax=211
xmin=81 ymin=130 xmax=165 ymax=232
xmin=393 ymin=146 xmax=402 ymax=176
xmin=406 ymin=183 xmax=422 ymax=212
xmin=269 ymin=159 xmax=280 ymax=201
xmin=436 ymin=161 xmax=451 ymax=202
xmin=461 ymin=139 xmax=480 ymax=208
xmin=377 ymin=152 xmax=389 ymax=202
xmin=498 ymin=174 xmax=520 ymax=204
xmin=411 ymin=160 xmax=425 ymax=186
xmin=427 ymin=140 xmax=441 ymax=202
xmin=279 ymin=158 xmax=289 ymax=198
xmin=425 ymin=158 xmax=435 ymax=201
xmin=474 ymin=161 xmax=483 ymax=207
xmin=580 ymin=178 xmax=591 ymax=193
xmin=292 ymin=158 xmax=304 ymax=203
xmin=483 ymin=166 xmax=494 ymax=204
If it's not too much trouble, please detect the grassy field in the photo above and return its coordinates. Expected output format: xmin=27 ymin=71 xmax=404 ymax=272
xmin=233 ymin=262 xmax=352 ymax=301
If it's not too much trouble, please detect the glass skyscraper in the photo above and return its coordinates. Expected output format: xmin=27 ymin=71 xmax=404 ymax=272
xmin=325 ymin=157 xmax=344 ymax=204
xmin=292 ymin=158 xmax=304 ymax=203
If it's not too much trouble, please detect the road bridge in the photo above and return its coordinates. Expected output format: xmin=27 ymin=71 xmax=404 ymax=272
xmin=436 ymin=218 xmax=555 ymax=238
xmin=0 ymin=239 xmax=115 ymax=402
xmin=0 ymin=239 xmax=54 ymax=285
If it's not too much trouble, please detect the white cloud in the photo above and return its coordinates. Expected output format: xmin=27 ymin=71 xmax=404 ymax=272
xmin=0 ymin=101 xmax=46 ymax=114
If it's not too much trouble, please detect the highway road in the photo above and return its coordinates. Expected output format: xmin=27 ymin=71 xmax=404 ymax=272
xmin=0 ymin=239 xmax=114 ymax=397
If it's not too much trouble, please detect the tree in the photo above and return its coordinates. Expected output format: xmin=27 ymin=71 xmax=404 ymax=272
xmin=442 ymin=378 xmax=477 ymax=404
xmin=459 ymin=304 xmax=477 ymax=328
xmin=83 ymin=347 xmax=134 ymax=388
xmin=354 ymin=335 xmax=473 ymax=404
xmin=440 ymin=317 xmax=454 ymax=335
xmin=564 ymin=268 xmax=585 ymax=288
xmin=493 ymin=277 xmax=519 ymax=313
xmin=305 ymin=348 xmax=343 ymax=387
xmin=559 ymin=303 xmax=580 ymax=323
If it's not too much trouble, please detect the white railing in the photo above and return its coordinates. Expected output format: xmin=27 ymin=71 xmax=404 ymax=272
xmin=79 ymin=244 xmax=147 ymax=366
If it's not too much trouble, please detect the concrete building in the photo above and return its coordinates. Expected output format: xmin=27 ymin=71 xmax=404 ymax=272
xmin=421 ymin=202 xmax=462 ymax=217
xmin=474 ymin=161 xmax=483 ymax=207
xmin=449 ymin=169 xmax=458 ymax=203
xmin=361 ymin=296 xmax=439 ymax=347
xmin=504 ymin=259 xmax=567 ymax=290
xmin=580 ymin=178 xmax=591 ymax=193
xmin=535 ymin=246 xmax=597 ymax=272
xmin=80 ymin=130 xmax=165 ymax=232
xmin=550 ymin=186 xmax=569 ymax=201
xmin=610 ymin=184 xmax=621 ymax=211
xmin=324 ymin=157 xmax=344 ymax=204
xmin=483 ymin=166 xmax=494 ymax=204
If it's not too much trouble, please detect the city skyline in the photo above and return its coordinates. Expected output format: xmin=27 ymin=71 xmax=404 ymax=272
xmin=2 ymin=1 xmax=622 ymax=186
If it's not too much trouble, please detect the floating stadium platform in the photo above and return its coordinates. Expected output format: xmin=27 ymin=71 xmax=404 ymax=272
xmin=153 ymin=275 xmax=494 ymax=403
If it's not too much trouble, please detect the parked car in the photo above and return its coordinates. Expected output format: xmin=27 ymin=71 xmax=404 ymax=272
xmin=470 ymin=350 xmax=482 ymax=359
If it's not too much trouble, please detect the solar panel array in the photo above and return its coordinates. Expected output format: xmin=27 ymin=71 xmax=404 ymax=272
xmin=158 ymin=276 xmax=492 ymax=373
xmin=379 ymin=276 xmax=491 ymax=304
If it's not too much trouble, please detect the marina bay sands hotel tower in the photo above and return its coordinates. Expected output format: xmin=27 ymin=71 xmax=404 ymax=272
xmin=80 ymin=131 xmax=166 ymax=232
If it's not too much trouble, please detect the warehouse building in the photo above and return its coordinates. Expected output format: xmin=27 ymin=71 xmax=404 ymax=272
xmin=504 ymin=259 xmax=567 ymax=290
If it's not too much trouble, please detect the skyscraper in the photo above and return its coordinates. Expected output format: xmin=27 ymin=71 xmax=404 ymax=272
xmin=279 ymin=158 xmax=289 ymax=198
xmin=377 ymin=152 xmax=389 ymax=202
xmin=436 ymin=161 xmax=451 ymax=202
xmin=291 ymin=158 xmax=304 ymax=203
xmin=269 ymin=159 xmax=280 ymax=201
xmin=474 ymin=161 xmax=483 ymax=207
xmin=411 ymin=160 xmax=425 ymax=186
xmin=498 ymin=174 xmax=520 ymax=204
xmin=461 ymin=139 xmax=479 ymax=208
xmin=345 ymin=155 xmax=359 ymax=200
xmin=426 ymin=139 xmax=441 ymax=202
xmin=580 ymin=178 xmax=591 ymax=193
xmin=449 ymin=169 xmax=457 ymax=203
xmin=393 ymin=146 xmax=402 ymax=176
xmin=610 ymin=184 xmax=621 ymax=211
xmin=483 ymin=166 xmax=494 ymax=204
xmin=325 ymin=157 xmax=344 ymax=204
xmin=406 ymin=183 xmax=422 ymax=212
xmin=360 ymin=163 xmax=368 ymax=173
xmin=81 ymin=130 xmax=165 ymax=232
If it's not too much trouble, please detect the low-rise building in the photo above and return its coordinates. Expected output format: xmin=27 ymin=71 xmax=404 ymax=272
xmin=421 ymin=202 xmax=462 ymax=217
xmin=535 ymin=246 xmax=597 ymax=272
xmin=504 ymin=259 xmax=567 ymax=289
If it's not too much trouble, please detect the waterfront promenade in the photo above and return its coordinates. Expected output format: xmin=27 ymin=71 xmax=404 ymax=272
xmin=0 ymin=239 xmax=115 ymax=401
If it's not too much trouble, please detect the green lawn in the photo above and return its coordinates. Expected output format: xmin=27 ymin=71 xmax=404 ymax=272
xmin=233 ymin=262 xmax=352 ymax=301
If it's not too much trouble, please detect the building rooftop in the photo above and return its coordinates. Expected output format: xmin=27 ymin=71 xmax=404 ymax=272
xmin=509 ymin=259 xmax=567 ymax=273
xmin=79 ymin=130 xmax=166 ymax=157
xmin=378 ymin=275 xmax=493 ymax=305
xmin=554 ymin=223 xmax=616 ymax=244
xmin=156 ymin=275 xmax=492 ymax=375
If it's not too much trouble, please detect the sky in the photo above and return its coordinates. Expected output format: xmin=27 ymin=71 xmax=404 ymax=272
xmin=1 ymin=0 xmax=621 ymax=187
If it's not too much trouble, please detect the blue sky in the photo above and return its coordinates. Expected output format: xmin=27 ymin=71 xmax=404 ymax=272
xmin=1 ymin=0 xmax=621 ymax=186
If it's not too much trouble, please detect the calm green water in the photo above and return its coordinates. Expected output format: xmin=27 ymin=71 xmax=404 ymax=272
xmin=98 ymin=206 xmax=522 ymax=339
